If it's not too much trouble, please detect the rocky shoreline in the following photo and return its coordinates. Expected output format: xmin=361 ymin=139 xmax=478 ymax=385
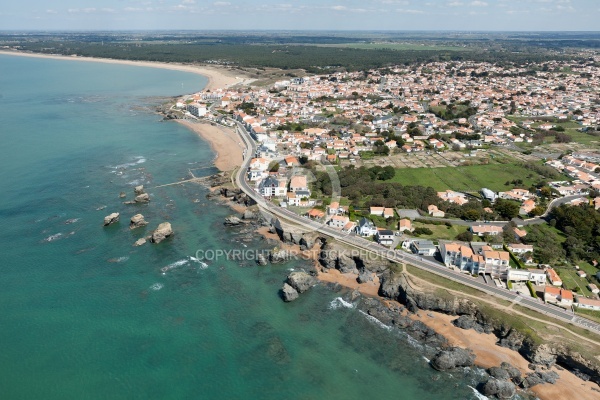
xmin=205 ymin=174 xmax=600 ymax=399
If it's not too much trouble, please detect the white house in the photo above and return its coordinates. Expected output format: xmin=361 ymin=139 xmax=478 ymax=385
xmin=258 ymin=176 xmax=287 ymax=197
xmin=576 ymin=297 xmax=600 ymax=311
xmin=377 ymin=229 xmax=395 ymax=246
xmin=356 ymin=218 xmax=378 ymax=237
xmin=328 ymin=215 xmax=350 ymax=229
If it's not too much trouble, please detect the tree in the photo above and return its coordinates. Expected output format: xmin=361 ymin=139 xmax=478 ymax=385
xmin=463 ymin=209 xmax=481 ymax=221
xmin=456 ymin=231 xmax=474 ymax=242
xmin=268 ymin=161 xmax=280 ymax=172
xmin=495 ymin=199 xmax=520 ymax=220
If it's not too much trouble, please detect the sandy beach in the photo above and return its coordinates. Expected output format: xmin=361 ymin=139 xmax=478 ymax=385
xmin=0 ymin=50 xmax=249 ymax=91
xmin=177 ymin=120 xmax=244 ymax=172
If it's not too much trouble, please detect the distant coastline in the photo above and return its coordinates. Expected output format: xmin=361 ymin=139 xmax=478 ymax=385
xmin=0 ymin=49 xmax=243 ymax=91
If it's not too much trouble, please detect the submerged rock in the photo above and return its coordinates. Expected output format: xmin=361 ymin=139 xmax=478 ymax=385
xmin=242 ymin=210 xmax=257 ymax=220
xmin=281 ymin=283 xmax=299 ymax=302
xmin=256 ymin=253 xmax=268 ymax=266
xmin=151 ymin=222 xmax=173 ymax=244
xmin=103 ymin=212 xmax=120 ymax=226
xmin=129 ymin=214 xmax=148 ymax=229
xmin=430 ymin=347 xmax=475 ymax=371
xmin=119 ymin=191 xmax=126 ymax=198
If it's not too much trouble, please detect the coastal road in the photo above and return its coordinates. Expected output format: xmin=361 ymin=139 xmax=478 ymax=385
xmin=231 ymin=121 xmax=600 ymax=335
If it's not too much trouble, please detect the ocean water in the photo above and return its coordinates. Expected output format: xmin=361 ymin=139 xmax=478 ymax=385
xmin=0 ymin=54 xmax=484 ymax=399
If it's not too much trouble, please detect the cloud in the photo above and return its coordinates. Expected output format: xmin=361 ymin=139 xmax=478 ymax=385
xmin=470 ymin=1 xmax=488 ymax=6
xmin=447 ymin=1 xmax=464 ymax=6
xmin=331 ymin=5 xmax=347 ymax=11
xmin=67 ymin=8 xmax=116 ymax=14
xmin=46 ymin=9 xmax=57 ymax=14
xmin=396 ymin=8 xmax=424 ymax=14
xmin=213 ymin=1 xmax=230 ymax=6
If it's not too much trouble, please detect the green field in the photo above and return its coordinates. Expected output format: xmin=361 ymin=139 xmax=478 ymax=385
xmin=391 ymin=163 xmax=540 ymax=192
xmin=412 ymin=222 xmax=470 ymax=241
xmin=556 ymin=267 xmax=592 ymax=296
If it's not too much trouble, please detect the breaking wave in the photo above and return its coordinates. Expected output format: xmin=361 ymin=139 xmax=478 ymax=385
xmin=329 ymin=297 xmax=355 ymax=310
xmin=358 ymin=310 xmax=392 ymax=331
xmin=150 ymin=283 xmax=164 ymax=291
xmin=43 ymin=233 xmax=63 ymax=242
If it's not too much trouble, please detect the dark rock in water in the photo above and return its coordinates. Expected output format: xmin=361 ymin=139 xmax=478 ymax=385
xmin=452 ymin=315 xmax=485 ymax=333
xmin=134 ymin=185 xmax=145 ymax=195
xmin=350 ymin=289 xmax=361 ymax=301
xmin=265 ymin=336 xmax=291 ymax=365
xmin=481 ymin=378 xmax=516 ymax=399
xmin=357 ymin=269 xmax=375 ymax=284
xmin=287 ymin=271 xmax=317 ymax=294
xmin=256 ymin=253 xmax=268 ymax=266
xmin=129 ymin=214 xmax=148 ymax=229
xmin=493 ymin=362 xmax=522 ymax=381
xmin=103 ymin=212 xmax=120 ymax=226
xmin=134 ymin=193 xmax=150 ymax=203
xmin=281 ymin=283 xmax=299 ymax=302
xmin=151 ymin=222 xmax=173 ymax=244
xmin=224 ymin=215 xmax=242 ymax=226
xmin=430 ymin=347 xmax=475 ymax=371
xmin=119 ymin=191 xmax=126 ymax=198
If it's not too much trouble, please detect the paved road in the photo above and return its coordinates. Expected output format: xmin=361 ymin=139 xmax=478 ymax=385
xmin=231 ymin=121 xmax=600 ymax=335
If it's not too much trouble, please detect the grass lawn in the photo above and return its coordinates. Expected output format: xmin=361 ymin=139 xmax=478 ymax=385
xmin=555 ymin=267 xmax=592 ymax=296
xmin=576 ymin=261 xmax=599 ymax=281
xmin=575 ymin=308 xmax=600 ymax=324
xmin=391 ymin=163 xmax=540 ymax=192
xmin=525 ymin=223 xmax=568 ymax=244
xmin=411 ymin=222 xmax=469 ymax=241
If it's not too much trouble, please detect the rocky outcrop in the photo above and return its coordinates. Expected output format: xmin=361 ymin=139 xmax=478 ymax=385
xmin=281 ymin=283 xmax=299 ymax=302
xmin=452 ymin=315 xmax=485 ymax=333
xmin=487 ymin=362 xmax=521 ymax=382
xmin=430 ymin=347 xmax=475 ymax=371
xmin=256 ymin=253 xmax=268 ymax=266
xmin=381 ymin=271 xmax=479 ymax=316
xmin=269 ymin=248 xmax=292 ymax=264
xmin=103 ymin=212 xmax=120 ymax=226
xmin=481 ymin=378 xmax=516 ymax=399
xmin=357 ymin=269 xmax=375 ymax=284
xmin=129 ymin=214 xmax=148 ymax=229
xmin=299 ymin=233 xmax=320 ymax=251
xmin=318 ymin=241 xmax=361 ymax=274
xmin=287 ymin=271 xmax=317 ymax=293
xmin=134 ymin=185 xmax=145 ymax=195
xmin=521 ymin=370 xmax=559 ymax=388
xmin=119 ymin=191 xmax=126 ymax=198
xmin=223 ymin=215 xmax=242 ymax=226
xmin=151 ymin=222 xmax=173 ymax=244
xmin=133 ymin=238 xmax=146 ymax=246
xmin=242 ymin=210 xmax=257 ymax=220
xmin=134 ymin=193 xmax=150 ymax=203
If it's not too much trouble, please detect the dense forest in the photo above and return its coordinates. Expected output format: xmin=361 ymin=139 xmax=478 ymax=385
xmin=548 ymin=204 xmax=600 ymax=263
xmin=1 ymin=31 xmax=593 ymax=72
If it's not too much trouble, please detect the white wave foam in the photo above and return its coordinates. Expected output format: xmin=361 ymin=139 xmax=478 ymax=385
xmin=329 ymin=297 xmax=355 ymax=310
xmin=468 ymin=386 xmax=488 ymax=400
xmin=161 ymin=259 xmax=189 ymax=274
xmin=136 ymin=158 xmax=146 ymax=164
xmin=189 ymin=256 xmax=208 ymax=270
xmin=108 ymin=256 xmax=129 ymax=263
xmin=150 ymin=283 xmax=164 ymax=291
xmin=65 ymin=218 xmax=80 ymax=224
xmin=358 ymin=310 xmax=392 ymax=330
xmin=422 ymin=356 xmax=430 ymax=363
xmin=44 ymin=233 xmax=63 ymax=242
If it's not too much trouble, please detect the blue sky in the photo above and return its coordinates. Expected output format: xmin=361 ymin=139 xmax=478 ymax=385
xmin=1 ymin=0 xmax=599 ymax=31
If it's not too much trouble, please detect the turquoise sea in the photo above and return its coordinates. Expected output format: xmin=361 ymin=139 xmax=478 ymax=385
xmin=0 ymin=54 xmax=485 ymax=399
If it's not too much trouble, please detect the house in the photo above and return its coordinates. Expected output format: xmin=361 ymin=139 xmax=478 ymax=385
xmin=327 ymin=201 xmax=342 ymax=216
xmin=427 ymin=204 xmax=445 ymax=218
xmin=519 ymin=199 xmax=536 ymax=215
xmin=398 ymin=219 xmax=413 ymax=232
xmin=587 ymin=283 xmax=599 ymax=294
xmin=575 ymin=297 xmax=600 ymax=311
xmin=289 ymin=175 xmax=309 ymax=193
xmin=507 ymin=244 xmax=533 ymax=254
xmin=527 ymin=269 xmax=547 ymax=286
xmin=342 ymin=221 xmax=356 ymax=233
xmin=576 ymin=270 xmax=587 ymax=278
xmin=480 ymin=250 xmax=511 ymax=278
xmin=471 ymin=225 xmax=503 ymax=236
xmin=356 ymin=217 xmax=378 ymax=237
xmin=546 ymin=268 xmax=563 ymax=286
xmin=439 ymin=241 xmax=483 ymax=274
xmin=307 ymin=208 xmax=325 ymax=220
xmin=513 ymin=228 xmax=527 ymax=241
xmin=370 ymin=206 xmax=385 ymax=216
xmin=258 ymin=176 xmax=287 ymax=197
xmin=328 ymin=215 xmax=350 ymax=229
xmin=377 ymin=229 xmax=395 ymax=246
xmin=544 ymin=287 xmax=573 ymax=308
xmin=437 ymin=190 xmax=468 ymax=205
xmin=410 ymin=240 xmax=437 ymax=256
xmin=284 ymin=156 xmax=300 ymax=167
